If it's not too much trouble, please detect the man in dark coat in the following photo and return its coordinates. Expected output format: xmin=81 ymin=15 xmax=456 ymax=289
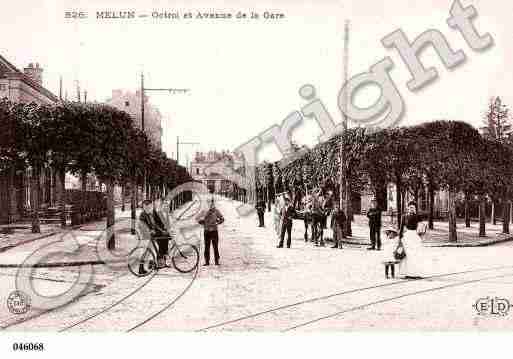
xmin=331 ymin=201 xmax=346 ymax=249
xmin=277 ymin=196 xmax=297 ymax=248
xmin=366 ymin=199 xmax=382 ymax=250
xmin=196 ymin=199 xmax=225 ymax=266
xmin=255 ymin=198 xmax=265 ymax=227
xmin=138 ymin=199 xmax=170 ymax=273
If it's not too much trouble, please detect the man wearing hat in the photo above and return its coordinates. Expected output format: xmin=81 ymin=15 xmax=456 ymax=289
xmin=366 ymin=198 xmax=382 ymax=250
xmin=196 ymin=198 xmax=225 ymax=266
xmin=277 ymin=196 xmax=297 ymax=248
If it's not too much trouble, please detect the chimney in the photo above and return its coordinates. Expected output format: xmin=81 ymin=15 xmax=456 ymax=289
xmin=23 ymin=63 xmax=43 ymax=86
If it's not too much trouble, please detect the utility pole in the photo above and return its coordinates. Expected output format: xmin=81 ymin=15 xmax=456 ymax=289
xmin=141 ymin=72 xmax=145 ymax=132
xmin=139 ymin=71 xmax=190 ymax=199
xmin=76 ymin=80 xmax=81 ymax=102
xmin=339 ymin=20 xmax=352 ymax=236
xmin=59 ymin=76 xmax=63 ymax=101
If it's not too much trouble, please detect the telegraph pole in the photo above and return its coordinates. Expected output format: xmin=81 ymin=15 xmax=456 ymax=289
xmin=141 ymin=72 xmax=145 ymax=132
xmin=139 ymin=71 xmax=190 ymax=199
xmin=339 ymin=20 xmax=352 ymax=236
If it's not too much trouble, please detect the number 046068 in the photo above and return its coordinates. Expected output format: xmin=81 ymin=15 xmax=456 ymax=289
xmin=12 ymin=343 xmax=44 ymax=351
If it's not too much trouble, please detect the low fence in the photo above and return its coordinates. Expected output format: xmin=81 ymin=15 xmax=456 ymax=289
xmin=65 ymin=189 xmax=107 ymax=225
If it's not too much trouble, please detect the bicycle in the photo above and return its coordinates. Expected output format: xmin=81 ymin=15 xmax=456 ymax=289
xmin=128 ymin=235 xmax=199 ymax=277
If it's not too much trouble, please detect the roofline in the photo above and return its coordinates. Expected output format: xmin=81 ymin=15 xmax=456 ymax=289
xmin=0 ymin=54 xmax=59 ymax=103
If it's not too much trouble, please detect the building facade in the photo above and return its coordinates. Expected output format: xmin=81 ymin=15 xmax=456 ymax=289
xmin=190 ymin=150 xmax=244 ymax=195
xmin=0 ymin=55 xmax=60 ymax=224
xmin=105 ymin=89 xmax=163 ymax=149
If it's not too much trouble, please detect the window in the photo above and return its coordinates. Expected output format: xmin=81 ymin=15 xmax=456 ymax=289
xmin=0 ymin=84 xmax=7 ymax=91
xmin=196 ymin=168 xmax=200 ymax=175
xmin=125 ymin=101 xmax=130 ymax=107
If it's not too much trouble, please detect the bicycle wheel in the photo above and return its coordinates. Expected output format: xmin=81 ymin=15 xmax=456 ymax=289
xmin=171 ymin=244 xmax=199 ymax=273
xmin=128 ymin=247 xmax=157 ymax=277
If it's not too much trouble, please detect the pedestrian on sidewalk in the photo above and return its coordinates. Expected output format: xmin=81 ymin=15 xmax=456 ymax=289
xmin=331 ymin=201 xmax=346 ymax=249
xmin=196 ymin=199 xmax=224 ymax=266
xmin=256 ymin=198 xmax=266 ymax=227
xmin=277 ymin=196 xmax=297 ymax=248
xmin=367 ymin=199 xmax=382 ymax=250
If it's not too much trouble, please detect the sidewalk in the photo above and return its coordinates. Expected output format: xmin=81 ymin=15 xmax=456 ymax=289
xmin=0 ymin=201 xmax=198 ymax=268
xmin=301 ymin=214 xmax=513 ymax=248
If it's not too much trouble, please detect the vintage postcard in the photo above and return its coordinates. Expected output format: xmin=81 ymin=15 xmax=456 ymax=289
xmin=0 ymin=0 xmax=512 ymax=357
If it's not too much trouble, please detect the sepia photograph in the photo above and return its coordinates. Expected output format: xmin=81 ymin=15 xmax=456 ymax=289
xmin=0 ymin=0 xmax=512 ymax=357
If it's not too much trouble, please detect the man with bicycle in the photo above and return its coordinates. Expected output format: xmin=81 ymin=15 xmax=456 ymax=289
xmin=139 ymin=199 xmax=172 ymax=270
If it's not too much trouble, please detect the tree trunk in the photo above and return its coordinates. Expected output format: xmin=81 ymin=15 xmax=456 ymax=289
xmin=395 ymin=182 xmax=402 ymax=227
xmin=510 ymin=201 xmax=513 ymax=225
xmin=56 ymin=168 xmax=66 ymax=227
xmin=135 ymin=183 xmax=139 ymax=208
xmin=464 ymin=193 xmax=471 ymax=228
xmin=106 ymin=179 xmax=115 ymax=250
xmin=131 ymin=178 xmax=137 ymax=235
xmin=121 ymin=183 xmax=126 ymax=212
xmin=428 ymin=184 xmax=434 ymax=230
xmin=267 ymin=186 xmax=272 ymax=212
xmin=448 ymin=188 xmax=457 ymax=242
xmin=413 ymin=188 xmax=419 ymax=213
xmin=491 ymin=201 xmax=496 ymax=225
xmin=478 ymin=196 xmax=486 ymax=237
xmin=80 ymin=171 xmax=87 ymax=224
xmin=31 ymin=166 xmax=41 ymax=233
xmin=502 ymin=200 xmax=510 ymax=234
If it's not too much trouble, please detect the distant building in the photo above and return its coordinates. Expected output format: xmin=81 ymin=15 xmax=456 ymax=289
xmin=0 ymin=55 xmax=60 ymax=224
xmin=105 ymin=89 xmax=163 ymax=149
xmin=190 ymin=150 xmax=244 ymax=194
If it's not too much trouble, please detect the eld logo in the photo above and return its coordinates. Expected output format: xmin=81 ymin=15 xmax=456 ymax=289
xmin=473 ymin=297 xmax=512 ymax=317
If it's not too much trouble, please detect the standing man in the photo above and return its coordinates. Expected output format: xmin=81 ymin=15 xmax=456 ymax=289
xmin=196 ymin=199 xmax=225 ymax=266
xmin=277 ymin=196 xmax=296 ymax=248
xmin=255 ymin=197 xmax=265 ymax=227
xmin=367 ymin=199 xmax=382 ymax=250
xmin=301 ymin=189 xmax=313 ymax=242
xmin=331 ymin=201 xmax=346 ymax=249
xmin=312 ymin=189 xmax=325 ymax=246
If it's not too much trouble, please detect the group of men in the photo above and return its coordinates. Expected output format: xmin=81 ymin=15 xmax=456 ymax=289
xmin=271 ymin=190 xmax=384 ymax=251
xmin=273 ymin=188 xmax=347 ymax=249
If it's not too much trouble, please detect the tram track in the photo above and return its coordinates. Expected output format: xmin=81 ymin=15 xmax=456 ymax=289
xmin=197 ymin=264 xmax=513 ymax=331
xmin=1 ymin=200 xmax=200 ymax=332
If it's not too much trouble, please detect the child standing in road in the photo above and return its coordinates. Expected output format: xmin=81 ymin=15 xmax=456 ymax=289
xmin=382 ymin=226 xmax=401 ymax=279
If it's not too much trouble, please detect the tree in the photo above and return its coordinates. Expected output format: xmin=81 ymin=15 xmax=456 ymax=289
xmin=481 ymin=97 xmax=512 ymax=225
xmin=363 ymin=127 xmax=415 ymax=226
xmin=435 ymin=121 xmax=483 ymax=242
xmin=15 ymin=102 xmax=52 ymax=233
xmin=88 ymin=104 xmax=132 ymax=249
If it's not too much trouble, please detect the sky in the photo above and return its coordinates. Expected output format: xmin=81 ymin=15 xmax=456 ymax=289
xmin=1 ymin=0 xmax=511 ymax=166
